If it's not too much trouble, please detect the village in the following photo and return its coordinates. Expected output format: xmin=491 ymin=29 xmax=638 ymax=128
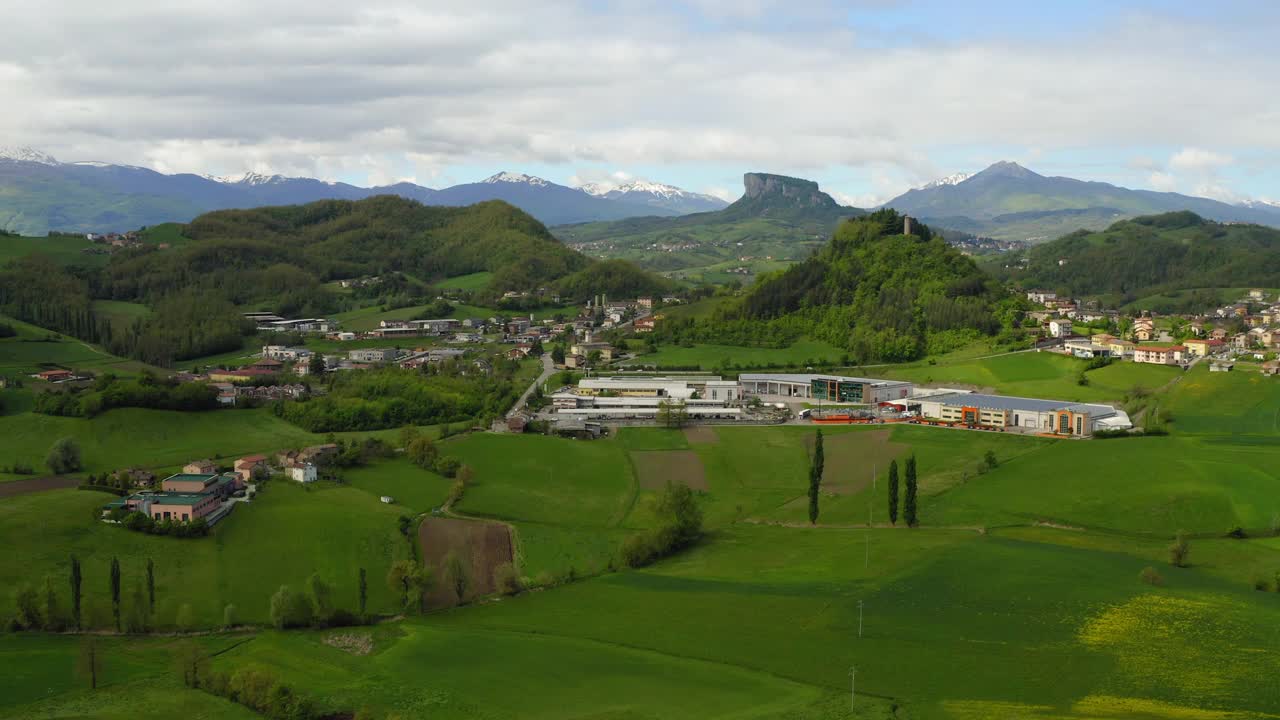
xmin=1025 ymin=287 xmax=1280 ymax=374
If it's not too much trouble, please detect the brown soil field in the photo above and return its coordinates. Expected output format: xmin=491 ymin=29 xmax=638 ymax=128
xmin=806 ymin=429 xmax=908 ymax=495
xmin=417 ymin=517 xmax=514 ymax=609
xmin=0 ymin=476 xmax=78 ymax=498
xmin=630 ymin=450 xmax=708 ymax=491
xmin=683 ymin=426 xmax=719 ymax=444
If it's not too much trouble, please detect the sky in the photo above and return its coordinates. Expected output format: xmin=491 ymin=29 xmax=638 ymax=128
xmin=1 ymin=0 xmax=1278 ymax=206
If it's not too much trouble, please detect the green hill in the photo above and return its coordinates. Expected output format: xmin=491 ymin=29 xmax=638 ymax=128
xmin=719 ymin=209 xmax=1015 ymax=362
xmin=553 ymin=172 xmax=862 ymax=278
xmin=1000 ymin=211 xmax=1280 ymax=309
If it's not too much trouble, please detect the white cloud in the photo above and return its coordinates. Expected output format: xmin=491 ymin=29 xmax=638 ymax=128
xmin=1147 ymin=171 xmax=1178 ymax=192
xmin=1170 ymin=147 xmax=1234 ymax=172
xmin=0 ymin=0 xmax=1275 ymax=199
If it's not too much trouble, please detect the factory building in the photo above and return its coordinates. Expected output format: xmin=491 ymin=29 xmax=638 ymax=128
xmin=738 ymin=373 xmax=913 ymax=405
xmin=912 ymin=392 xmax=1130 ymax=436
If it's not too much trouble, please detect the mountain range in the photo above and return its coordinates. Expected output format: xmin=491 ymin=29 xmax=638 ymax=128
xmin=0 ymin=148 xmax=723 ymax=235
xmin=882 ymin=161 xmax=1280 ymax=242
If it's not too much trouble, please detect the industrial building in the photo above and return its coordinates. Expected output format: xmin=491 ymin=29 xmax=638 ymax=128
xmin=552 ymin=376 xmax=742 ymax=420
xmin=738 ymin=373 xmax=913 ymax=405
xmin=911 ymin=392 xmax=1131 ymax=436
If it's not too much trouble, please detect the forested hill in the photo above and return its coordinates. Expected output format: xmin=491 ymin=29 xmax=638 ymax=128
xmin=1002 ymin=212 xmax=1280 ymax=305
xmin=0 ymin=195 xmax=670 ymax=366
xmin=721 ymin=209 xmax=1019 ymax=361
xmin=107 ymin=195 xmax=669 ymax=303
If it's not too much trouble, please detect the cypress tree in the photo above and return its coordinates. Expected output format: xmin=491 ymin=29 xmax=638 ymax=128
xmin=146 ymin=559 xmax=155 ymax=612
xmin=70 ymin=555 xmax=82 ymax=630
xmin=358 ymin=568 xmax=368 ymax=617
xmin=109 ymin=557 xmax=121 ymax=632
xmin=887 ymin=460 xmax=899 ymax=526
xmin=808 ymin=430 xmax=824 ymax=525
xmin=904 ymin=455 xmax=918 ymax=528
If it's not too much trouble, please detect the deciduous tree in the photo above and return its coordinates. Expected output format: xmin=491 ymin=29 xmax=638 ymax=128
xmin=808 ymin=429 xmax=824 ymax=525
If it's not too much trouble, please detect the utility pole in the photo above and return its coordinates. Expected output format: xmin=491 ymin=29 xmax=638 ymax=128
xmin=865 ymin=533 xmax=869 ymax=568
xmin=872 ymin=462 xmax=877 ymax=491
xmin=849 ymin=666 xmax=856 ymax=710
xmin=858 ymin=600 xmax=864 ymax=638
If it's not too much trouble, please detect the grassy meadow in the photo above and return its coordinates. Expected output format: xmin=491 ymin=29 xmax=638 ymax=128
xmin=3 ymin=335 xmax=1280 ymax=719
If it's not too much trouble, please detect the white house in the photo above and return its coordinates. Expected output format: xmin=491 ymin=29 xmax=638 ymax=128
xmin=1047 ymin=319 xmax=1073 ymax=338
xmin=286 ymin=463 xmax=317 ymax=484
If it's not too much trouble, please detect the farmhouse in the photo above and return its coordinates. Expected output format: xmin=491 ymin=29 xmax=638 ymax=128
xmin=285 ymin=462 xmax=318 ymax=483
xmin=183 ymin=459 xmax=217 ymax=475
xmin=34 ymin=369 xmax=75 ymax=382
xmin=913 ymin=392 xmax=1130 ymax=436
xmin=739 ymin=373 xmax=913 ymax=404
xmin=233 ymin=454 xmax=267 ymax=484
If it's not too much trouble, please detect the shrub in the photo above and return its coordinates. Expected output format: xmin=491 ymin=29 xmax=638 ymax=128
xmin=493 ymin=562 xmax=521 ymax=595
xmin=223 ymin=603 xmax=238 ymax=629
xmin=1168 ymin=530 xmax=1191 ymax=568
xmin=1139 ymin=566 xmax=1163 ymax=586
xmin=1253 ymin=577 xmax=1271 ymax=592
xmin=46 ymin=437 xmax=82 ymax=474
xmin=1226 ymin=526 xmax=1248 ymax=539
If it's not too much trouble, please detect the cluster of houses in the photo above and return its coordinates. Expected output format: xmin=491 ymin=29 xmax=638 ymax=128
xmin=99 ymin=445 xmax=341 ymax=526
xmin=80 ymin=231 xmax=159 ymax=255
xmin=1027 ymin=289 xmax=1280 ymax=373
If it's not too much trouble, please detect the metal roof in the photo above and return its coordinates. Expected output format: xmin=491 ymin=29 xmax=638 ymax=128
xmin=922 ymin=392 xmax=1116 ymax=417
xmin=739 ymin=373 xmax=912 ymax=387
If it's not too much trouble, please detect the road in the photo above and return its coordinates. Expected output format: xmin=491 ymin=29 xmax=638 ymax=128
xmin=507 ymin=353 xmax=556 ymax=419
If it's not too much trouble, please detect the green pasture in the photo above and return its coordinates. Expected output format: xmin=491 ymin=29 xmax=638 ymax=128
xmin=0 ymin=482 xmax=409 ymax=630
xmin=342 ymin=457 xmax=453 ymax=513
xmin=1164 ymin=364 xmax=1280 ymax=436
xmin=0 ymin=314 xmax=157 ymax=376
xmin=0 ymin=404 xmax=438 ymax=475
xmin=929 ymin=434 xmax=1280 ymax=535
xmin=865 ymin=351 xmax=1180 ymax=403
xmin=433 ymin=271 xmax=494 ymax=291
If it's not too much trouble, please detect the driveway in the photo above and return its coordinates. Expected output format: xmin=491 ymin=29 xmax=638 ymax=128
xmin=507 ymin=353 xmax=556 ymax=418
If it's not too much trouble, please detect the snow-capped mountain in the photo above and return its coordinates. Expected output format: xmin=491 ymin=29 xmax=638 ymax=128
xmin=1239 ymin=199 xmax=1280 ymax=213
xmin=918 ymin=172 xmax=974 ymax=190
xmin=580 ymin=178 xmax=729 ymax=214
xmin=0 ymin=146 xmax=60 ymax=165
xmin=483 ymin=171 xmax=550 ymax=187
xmin=0 ymin=148 xmax=711 ymax=235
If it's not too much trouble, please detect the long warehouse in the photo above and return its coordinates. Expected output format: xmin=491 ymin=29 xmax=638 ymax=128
xmin=912 ymin=392 xmax=1131 ymax=436
xmin=738 ymin=373 xmax=913 ymax=404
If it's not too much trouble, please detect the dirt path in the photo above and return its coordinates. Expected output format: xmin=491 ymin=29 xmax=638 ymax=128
xmin=0 ymin=475 xmax=79 ymax=498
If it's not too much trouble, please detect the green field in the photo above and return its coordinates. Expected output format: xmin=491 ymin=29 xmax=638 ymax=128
xmin=434 ymin=271 xmax=494 ymax=291
xmin=0 ymin=314 xmax=158 ymax=376
xmin=0 ymin=404 xmax=445 ymax=475
xmin=91 ymin=300 xmax=153 ymax=329
xmin=5 ymin=339 xmax=1280 ymax=719
xmin=0 ymin=482 xmax=410 ymax=630
xmin=863 ymin=350 xmax=1181 ymax=403
xmin=631 ymin=337 xmax=847 ymax=370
